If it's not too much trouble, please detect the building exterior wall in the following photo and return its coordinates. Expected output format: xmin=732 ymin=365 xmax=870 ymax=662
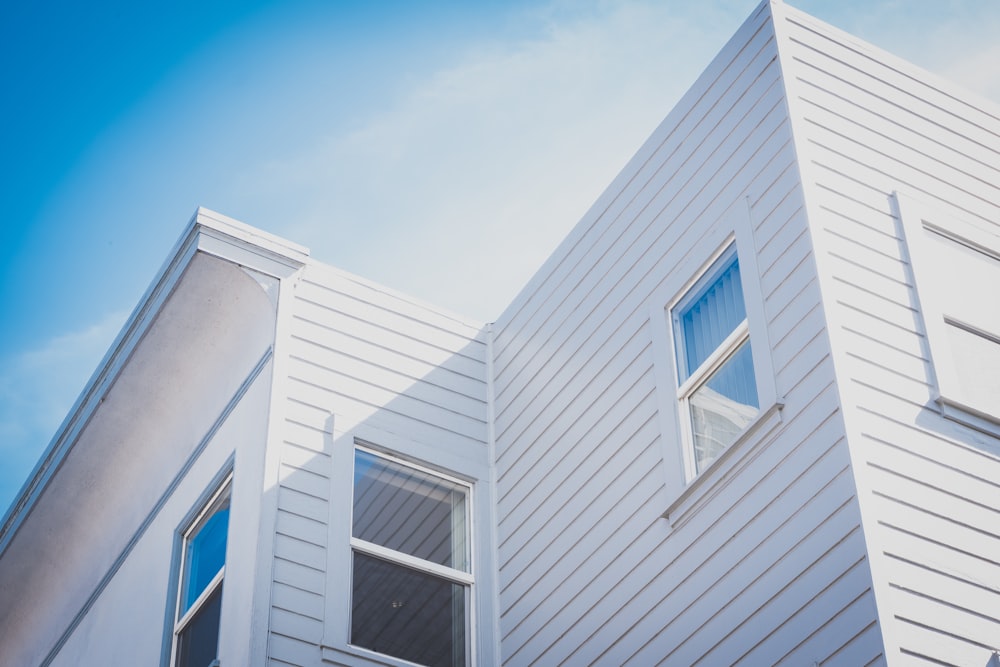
xmin=5 ymin=5 xmax=1000 ymax=667
xmin=263 ymin=261 xmax=496 ymax=666
xmin=0 ymin=251 xmax=280 ymax=666
xmin=48 ymin=362 xmax=274 ymax=667
xmin=776 ymin=5 xmax=1000 ymax=666
xmin=490 ymin=3 xmax=881 ymax=665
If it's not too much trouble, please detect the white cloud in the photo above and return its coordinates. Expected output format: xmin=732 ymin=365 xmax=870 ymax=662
xmin=0 ymin=310 xmax=127 ymax=514
xmin=57 ymin=0 xmax=1000 ymax=328
xmin=226 ymin=0 xmax=751 ymax=321
xmin=7 ymin=0 xmax=999 ymax=514
xmin=261 ymin=0 xmax=998 ymax=323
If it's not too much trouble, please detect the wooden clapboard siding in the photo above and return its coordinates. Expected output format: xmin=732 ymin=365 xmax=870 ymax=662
xmin=492 ymin=8 xmax=783 ymax=383
xmin=266 ymin=263 xmax=489 ymax=666
xmin=777 ymin=4 xmax=1000 ymax=665
xmin=491 ymin=3 xmax=878 ymax=664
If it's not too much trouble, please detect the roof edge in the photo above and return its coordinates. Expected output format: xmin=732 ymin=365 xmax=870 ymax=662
xmin=0 ymin=208 xmax=309 ymax=557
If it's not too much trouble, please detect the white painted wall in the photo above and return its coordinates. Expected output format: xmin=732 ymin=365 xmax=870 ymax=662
xmin=490 ymin=2 xmax=881 ymax=665
xmin=262 ymin=261 xmax=496 ymax=667
xmin=47 ymin=362 xmax=273 ymax=667
xmin=0 ymin=251 xmax=280 ymax=666
xmin=777 ymin=4 xmax=1000 ymax=665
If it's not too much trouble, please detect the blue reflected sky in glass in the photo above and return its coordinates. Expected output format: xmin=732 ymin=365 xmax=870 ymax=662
xmin=702 ymin=340 xmax=758 ymax=409
xmin=680 ymin=257 xmax=746 ymax=379
xmin=182 ymin=504 xmax=230 ymax=614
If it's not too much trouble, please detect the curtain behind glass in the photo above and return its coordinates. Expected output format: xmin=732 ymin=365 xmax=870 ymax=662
xmin=680 ymin=259 xmax=746 ymax=378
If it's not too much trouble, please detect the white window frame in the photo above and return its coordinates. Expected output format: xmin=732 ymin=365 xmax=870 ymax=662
xmin=649 ymin=201 xmax=782 ymax=526
xmin=171 ymin=475 xmax=231 ymax=667
xmin=348 ymin=443 xmax=475 ymax=667
xmin=895 ymin=192 xmax=1000 ymax=433
xmin=670 ymin=243 xmax=757 ymax=480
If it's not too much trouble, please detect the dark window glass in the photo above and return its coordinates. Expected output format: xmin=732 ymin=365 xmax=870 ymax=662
xmin=175 ymin=586 xmax=222 ymax=667
xmin=351 ymin=553 xmax=465 ymax=667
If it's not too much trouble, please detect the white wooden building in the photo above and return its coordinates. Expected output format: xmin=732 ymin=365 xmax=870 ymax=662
xmin=1 ymin=2 xmax=998 ymax=666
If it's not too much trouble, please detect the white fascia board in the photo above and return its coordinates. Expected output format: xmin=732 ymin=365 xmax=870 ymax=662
xmin=0 ymin=209 xmax=309 ymax=557
xmin=193 ymin=207 xmax=309 ymax=278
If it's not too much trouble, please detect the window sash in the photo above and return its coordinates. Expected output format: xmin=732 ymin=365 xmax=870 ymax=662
xmin=350 ymin=551 xmax=468 ymax=667
xmin=683 ymin=264 xmax=744 ymax=371
xmin=175 ymin=567 xmax=225 ymax=632
xmin=677 ymin=319 xmax=750 ymax=398
xmin=674 ymin=249 xmax=745 ymax=383
xmin=352 ymin=447 xmax=471 ymax=573
xmin=175 ymin=479 xmax=230 ymax=618
xmin=671 ymin=246 xmax=759 ymax=480
xmin=174 ymin=584 xmax=224 ymax=667
xmin=172 ymin=477 xmax=230 ymax=667
xmin=681 ymin=335 xmax=759 ymax=473
xmin=351 ymin=538 xmax=474 ymax=586
xmin=349 ymin=447 xmax=473 ymax=667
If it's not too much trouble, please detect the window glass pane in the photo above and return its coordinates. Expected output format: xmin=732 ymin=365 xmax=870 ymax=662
xmin=175 ymin=586 xmax=222 ymax=667
xmin=353 ymin=450 xmax=469 ymax=571
xmin=181 ymin=496 xmax=230 ymax=614
xmin=351 ymin=553 xmax=465 ymax=667
xmin=690 ymin=340 xmax=759 ymax=472
xmin=680 ymin=258 xmax=746 ymax=378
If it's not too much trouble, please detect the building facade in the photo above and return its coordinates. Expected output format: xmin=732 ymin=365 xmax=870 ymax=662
xmin=2 ymin=2 xmax=998 ymax=666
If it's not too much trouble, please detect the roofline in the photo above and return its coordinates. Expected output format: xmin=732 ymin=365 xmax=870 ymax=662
xmin=494 ymin=0 xmax=775 ymax=329
xmin=0 ymin=208 xmax=309 ymax=557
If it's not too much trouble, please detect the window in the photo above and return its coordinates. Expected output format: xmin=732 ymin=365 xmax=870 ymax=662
xmin=350 ymin=447 xmax=472 ymax=667
xmin=173 ymin=479 xmax=230 ymax=667
xmin=897 ymin=193 xmax=1000 ymax=430
xmin=672 ymin=247 xmax=759 ymax=476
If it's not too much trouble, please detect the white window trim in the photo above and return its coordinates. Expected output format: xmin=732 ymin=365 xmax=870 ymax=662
xmin=350 ymin=443 xmax=475 ymax=579
xmin=320 ymin=438 xmax=478 ymax=667
xmin=671 ymin=245 xmax=754 ymax=480
xmin=174 ymin=567 xmax=225 ymax=633
xmin=676 ymin=319 xmax=750 ymax=399
xmin=668 ymin=236 xmax=774 ymax=483
xmin=350 ymin=539 xmax=476 ymax=587
xmin=350 ymin=445 xmax=475 ymax=667
xmin=649 ymin=198 xmax=782 ymax=526
xmin=894 ymin=191 xmax=1000 ymax=434
xmin=171 ymin=475 xmax=231 ymax=667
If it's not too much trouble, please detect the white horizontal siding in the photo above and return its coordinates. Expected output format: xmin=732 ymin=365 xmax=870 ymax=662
xmin=266 ymin=264 xmax=489 ymax=665
xmin=779 ymin=4 xmax=1000 ymax=664
xmin=492 ymin=3 xmax=877 ymax=665
xmin=494 ymin=11 xmax=784 ymax=374
xmin=494 ymin=61 xmax=791 ymax=447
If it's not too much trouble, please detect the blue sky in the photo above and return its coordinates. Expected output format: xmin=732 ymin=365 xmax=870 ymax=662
xmin=2 ymin=0 xmax=999 ymax=515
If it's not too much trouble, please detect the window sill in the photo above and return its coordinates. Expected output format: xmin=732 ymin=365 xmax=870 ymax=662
xmin=322 ymin=643 xmax=424 ymax=667
xmin=938 ymin=397 xmax=1000 ymax=439
xmin=662 ymin=402 xmax=784 ymax=530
